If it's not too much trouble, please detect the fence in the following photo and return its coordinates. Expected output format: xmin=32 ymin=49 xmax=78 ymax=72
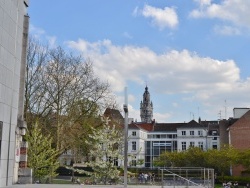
xmin=160 ymin=167 xmax=214 ymax=188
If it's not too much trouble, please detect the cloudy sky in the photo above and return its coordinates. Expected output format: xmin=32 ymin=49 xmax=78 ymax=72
xmin=28 ymin=0 xmax=250 ymax=123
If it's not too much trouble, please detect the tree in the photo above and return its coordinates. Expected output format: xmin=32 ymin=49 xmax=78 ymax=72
xmin=154 ymin=151 xmax=186 ymax=167
xmin=85 ymin=117 xmax=124 ymax=184
xmin=24 ymin=36 xmax=49 ymax=126
xmin=25 ymin=36 xmax=113 ymax=152
xmin=64 ymin=99 xmax=103 ymax=163
xmin=25 ymin=122 xmax=60 ymax=182
xmin=184 ymin=147 xmax=206 ymax=167
xmin=235 ymin=149 xmax=250 ymax=171
xmin=205 ymin=145 xmax=238 ymax=178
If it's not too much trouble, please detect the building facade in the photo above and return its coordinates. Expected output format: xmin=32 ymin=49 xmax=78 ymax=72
xmin=127 ymin=87 xmax=220 ymax=168
xmin=228 ymin=109 xmax=250 ymax=176
xmin=127 ymin=120 xmax=220 ymax=168
xmin=0 ymin=0 xmax=29 ymax=186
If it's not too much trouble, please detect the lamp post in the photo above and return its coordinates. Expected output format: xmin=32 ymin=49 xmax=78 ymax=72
xmin=123 ymin=87 xmax=128 ymax=188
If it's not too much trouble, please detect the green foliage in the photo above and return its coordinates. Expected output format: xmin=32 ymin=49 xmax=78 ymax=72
xmin=154 ymin=145 xmax=243 ymax=179
xmin=25 ymin=122 xmax=60 ymax=182
xmin=237 ymin=149 xmax=250 ymax=170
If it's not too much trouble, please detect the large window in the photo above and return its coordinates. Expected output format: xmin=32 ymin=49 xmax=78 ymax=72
xmin=181 ymin=131 xmax=186 ymax=136
xmin=190 ymin=131 xmax=194 ymax=136
xmin=132 ymin=131 xmax=136 ymax=136
xmin=181 ymin=142 xmax=186 ymax=151
xmin=132 ymin=141 xmax=136 ymax=151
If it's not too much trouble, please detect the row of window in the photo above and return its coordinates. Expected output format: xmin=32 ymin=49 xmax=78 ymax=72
xmin=132 ymin=130 xmax=218 ymax=138
xmin=132 ymin=131 xmax=178 ymax=139
xmin=181 ymin=141 xmax=204 ymax=150
xmin=181 ymin=130 xmax=204 ymax=136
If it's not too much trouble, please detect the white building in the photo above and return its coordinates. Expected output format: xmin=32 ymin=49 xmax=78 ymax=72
xmin=125 ymin=87 xmax=220 ymax=168
xmin=127 ymin=120 xmax=220 ymax=168
xmin=127 ymin=123 xmax=148 ymax=167
xmin=0 ymin=0 xmax=29 ymax=186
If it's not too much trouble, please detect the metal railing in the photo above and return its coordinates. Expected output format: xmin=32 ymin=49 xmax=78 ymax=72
xmin=160 ymin=167 xmax=214 ymax=188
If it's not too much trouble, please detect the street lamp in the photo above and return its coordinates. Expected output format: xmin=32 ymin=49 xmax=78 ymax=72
xmin=123 ymin=87 xmax=128 ymax=188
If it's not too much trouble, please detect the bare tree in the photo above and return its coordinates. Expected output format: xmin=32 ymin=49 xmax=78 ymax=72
xmin=25 ymin=37 xmax=112 ymax=152
xmin=25 ymin=36 xmax=49 ymax=125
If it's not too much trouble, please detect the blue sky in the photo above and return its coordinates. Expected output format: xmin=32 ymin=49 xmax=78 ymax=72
xmin=28 ymin=0 xmax=250 ymax=123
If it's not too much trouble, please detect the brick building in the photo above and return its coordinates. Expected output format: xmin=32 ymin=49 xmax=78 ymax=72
xmin=228 ymin=110 xmax=250 ymax=176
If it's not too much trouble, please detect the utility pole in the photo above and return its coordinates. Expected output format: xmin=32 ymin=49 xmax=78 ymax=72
xmin=123 ymin=87 xmax=128 ymax=188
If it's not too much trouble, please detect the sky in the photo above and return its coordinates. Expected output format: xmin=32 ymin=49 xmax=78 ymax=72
xmin=28 ymin=0 xmax=250 ymax=123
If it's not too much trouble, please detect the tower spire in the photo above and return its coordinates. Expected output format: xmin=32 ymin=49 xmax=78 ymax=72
xmin=140 ymin=86 xmax=153 ymax=123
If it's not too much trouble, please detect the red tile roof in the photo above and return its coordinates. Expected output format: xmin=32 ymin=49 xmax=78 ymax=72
xmin=129 ymin=122 xmax=154 ymax=131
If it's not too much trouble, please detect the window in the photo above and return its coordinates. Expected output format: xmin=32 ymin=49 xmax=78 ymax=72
xmin=190 ymin=142 xmax=195 ymax=147
xmin=147 ymin=135 xmax=152 ymax=139
xmin=114 ymin=157 xmax=118 ymax=166
xmin=212 ymin=143 xmax=218 ymax=149
xmin=212 ymin=130 xmax=217 ymax=135
xmin=190 ymin=131 xmax=194 ymax=136
xmin=132 ymin=131 xmax=136 ymax=136
xmin=198 ymin=142 xmax=203 ymax=150
xmin=132 ymin=141 xmax=136 ymax=151
xmin=212 ymin=137 xmax=217 ymax=140
xmin=131 ymin=156 xmax=136 ymax=166
xmin=153 ymin=135 xmax=160 ymax=138
xmin=131 ymin=160 xmax=136 ymax=166
xmin=181 ymin=131 xmax=186 ymax=136
xmin=181 ymin=142 xmax=186 ymax=151
xmin=198 ymin=130 xmax=203 ymax=136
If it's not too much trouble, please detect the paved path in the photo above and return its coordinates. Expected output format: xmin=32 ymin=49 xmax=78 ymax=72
xmin=10 ymin=184 xmax=162 ymax=188
xmin=10 ymin=184 xmax=207 ymax=188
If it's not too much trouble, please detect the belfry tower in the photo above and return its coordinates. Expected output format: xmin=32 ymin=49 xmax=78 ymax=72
xmin=140 ymin=86 xmax=153 ymax=123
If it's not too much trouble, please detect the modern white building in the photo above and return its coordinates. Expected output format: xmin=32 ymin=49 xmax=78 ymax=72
xmin=0 ymin=0 xmax=29 ymax=186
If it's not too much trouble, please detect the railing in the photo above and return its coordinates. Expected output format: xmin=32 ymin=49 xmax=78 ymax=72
xmin=160 ymin=168 xmax=214 ymax=188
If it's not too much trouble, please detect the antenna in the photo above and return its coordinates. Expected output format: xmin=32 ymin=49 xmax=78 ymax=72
xmin=218 ymin=110 xmax=221 ymax=120
xmin=224 ymin=100 xmax=227 ymax=119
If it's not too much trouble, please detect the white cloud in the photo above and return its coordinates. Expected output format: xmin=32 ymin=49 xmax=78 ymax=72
xmin=193 ymin=0 xmax=211 ymax=7
xmin=67 ymin=39 xmax=242 ymax=93
xmin=190 ymin=0 xmax=250 ymax=29
xmin=141 ymin=5 xmax=178 ymax=30
xmin=123 ymin=32 xmax=133 ymax=39
xmin=29 ymin=24 xmax=57 ymax=47
xmin=213 ymin=25 xmax=241 ymax=36
xmin=154 ymin=112 xmax=171 ymax=123
xmin=67 ymin=38 xmax=250 ymax=122
xmin=29 ymin=24 xmax=45 ymax=39
xmin=132 ymin=6 xmax=139 ymax=17
xmin=46 ymin=36 xmax=57 ymax=48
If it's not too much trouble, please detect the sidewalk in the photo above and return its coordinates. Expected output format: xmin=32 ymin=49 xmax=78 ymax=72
xmin=10 ymin=184 xmax=162 ymax=188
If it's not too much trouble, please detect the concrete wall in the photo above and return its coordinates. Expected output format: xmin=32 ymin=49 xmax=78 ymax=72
xmin=0 ymin=0 xmax=28 ymax=187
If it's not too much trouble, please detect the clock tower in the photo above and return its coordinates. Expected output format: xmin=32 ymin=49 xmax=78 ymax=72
xmin=140 ymin=86 xmax=153 ymax=123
